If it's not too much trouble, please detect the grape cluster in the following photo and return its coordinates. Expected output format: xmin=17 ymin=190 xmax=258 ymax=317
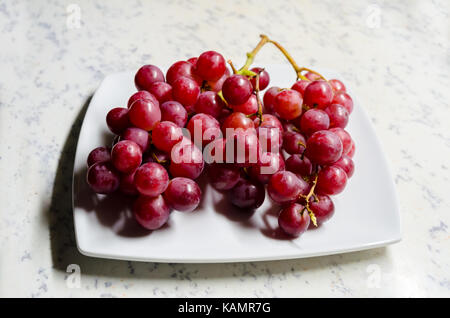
xmin=86 ymin=35 xmax=356 ymax=239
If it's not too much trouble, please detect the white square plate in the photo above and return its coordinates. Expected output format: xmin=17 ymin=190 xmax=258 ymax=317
xmin=72 ymin=64 xmax=401 ymax=263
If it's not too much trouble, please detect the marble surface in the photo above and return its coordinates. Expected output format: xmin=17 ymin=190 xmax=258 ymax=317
xmin=0 ymin=0 xmax=449 ymax=297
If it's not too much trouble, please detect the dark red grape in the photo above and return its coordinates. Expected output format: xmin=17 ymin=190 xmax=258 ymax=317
xmin=134 ymin=162 xmax=169 ymax=197
xmin=222 ymin=75 xmax=253 ymax=105
xmin=225 ymin=129 xmax=261 ymax=167
xmin=300 ymin=109 xmax=330 ymax=136
xmin=121 ymin=127 xmax=150 ymax=152
xmin=87 ymin=162 xmax=120 ymax=194
xmin=194 ymin=91 xmax=225 ymax=118
xmin=128 ymin=98 xmax=161 ymax=131
xmin=152 ymin=121 xmax=184 ymax=153
xmin=133 ymin=195 xmax=170 ymax=230
xmin=316 ymin=165 xmax=347 ymax=195
xmin=329 ymin=127 xmax=352 ymax=155
xmin=163 ymin=177 xmax=201 ymax=212
xmin=160 ymin=101 xmax=188 ymax=127
xmin=282 ymin=131 xmax=306 ymax=155
xmin=195 ymin=51 xmax=226 ymax=81
xmin=230 ymin=179 xmax=265 ymax=209
xmin=278 ymin=203 xmax=310 ymax=237
xmin=303 ymin=80 xmax=333 ymax=109
xmin=333 ymin=155 xmax=354 ymax=178
xmin=325 ymin=104 xmax=349 ymax=128
xmin=106 ymin=107 xmax=130 ymax=134
xmin=147 ymin=81 xmax=172 ymax=104
xmin=250 ymin=67 xmax=270 ymax=90
xmin=111 ymin=140 xmax=142 ymax=173
xmin=249 ymin=152 xmax=285 ymax=184
xmin=267 ymin=171 xmax=303 ymax=204
xmin=87 ymin=146 xmax=111 ymax=167
xmin=263 ymin=86 xmax=280 ymax=114
xmin=257 ymin=125 xmax=283 ymax=153
xmin=285 ymin=154 xmax=313 ymax=177
xmin=203 ymin=138 xmax=226 ymax=164
xmin=308 ymin=195 xmax=334 ymax=225
xmin=119 ymin=170 xmax=138 ymax=196
xmin=172 ymin=76 xmax=200 ymax=109
xmin=305 ymin=130 xmax=342 ymax=165
xmin=134 ymin=65 xmax=165 ymax=91
xmin=207 ymin=163 xmax=240 ymax=190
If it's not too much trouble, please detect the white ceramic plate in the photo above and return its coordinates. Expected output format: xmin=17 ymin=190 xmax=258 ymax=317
xmin=72 ymin=64 xmax=401 ymax=263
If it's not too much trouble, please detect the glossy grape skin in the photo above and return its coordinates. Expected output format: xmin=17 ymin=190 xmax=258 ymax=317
xmin=325 ymin=104 xmax=349 ymax=128
xmin=163 ymin=177 xmax=202 ymax=212
xmin=166 ymin=61 xmax=201 ymax=86
xmin=187 ymin=57 xmax=198 ymax=65
xmin=187 ymin=113 xmax=222 ymax=148
xmin=333 ymin=155 xmax=355 ymax=178
xmin=274 ymin=89 xmax=303 ymax=120
xmin=329 ymin=79 xmax=346 ymax=92
xmin=206 ymin=68 xmax=230 ymax=92
xmin=195 ymin=51 xmax=226 ymax=81
xmin=106 ymin=107 xmax=130 ymax=134
xmin=250 ymin=67 xmax=270 ymax=90
xmin=331 ymin=91 xmax=353 ymax=113
xmin=169 ymin=139 xmax=204 ymax=179
xmin=207 ymin=163 xmax=240 ymax=190
xmin=134 ymin=65 xmax=165 ymax=91
xmin=303 ymin=80 xmax=333 ymax=109
xmin=172 ymin=76 xmax=200 ymax=109
xmin=147 ymin=81 xmax=172 ymax=104
xmin=194 ymin=91 xmax=225 ymax=118
xmin=291 ymin=80 xmax=310 ymax=96
xmin=127 ymin=91 xmax=159 ymax=109
xmin=257 ymin=125 xmax=283 ymax=153
xmin=160 ymin=101 xmax=188 ymax=127
xmin=128 ymin=98 xmax=161 ymax=131
xmin=263 ymin=87 xmax=280 ymax=115
xmin=225 ymin=129 xmax=261 ymax=167
xmin=222 ymin=75 xmax=253 ymax=105
xmin=87 ymin=162 xmax=120 ymax=194
xmin=300 ymin=109 xmax=330 ymax=136
xmin=121 ymin=127 xmax=150 ymax=152
xmin=87 ymin=146 xmax=111 ymax=167
xmin=111 ymin=140 xmax=142 ymax=173
xmin=267 ymin=171 xmax=303 ymax=204
xmin=347 ymin=140 xmax=356 ymax=158
xmin=249 ymin=152 xmax=285 ymax=184
xmin=133 ymin=195 xmax=170 ymax=230
xmin=278 ymin=203 xmax=310 ymax=237
xmin=283 ymin=122 xmax=299 ymax=133
xmin=119 ymin=170 xmax=138 ymax=196
xmin=316 ymin=165 xmax=348 ymax=195
xmin=285 ymin=154 xmax=314 ymax=177
xmin=304 ymin=71 xmax=321 ymax=81
xmin=329 ymin=127 xmax=352 ymax=155
xmin=230 ymin=179 xmax=265 ymax=209
xmin=230 ymin=94 xmax=258 ymax=115
xmin=152 ymin=121 xmax=184 ymax=153
xmin=222 ymin=112 xmax=255 ymax=133
xmin=134 ymin=162 xmax=169 ymax=197
xmin=254 ymin=114 xmax=283 ymax=132
xmin=282 ymin=131 xmax=306 ymax=155
xmin=305 ymin=130 xmax=343 ymax=165
xmin=308 ymin=195 xmax=334 ymax=225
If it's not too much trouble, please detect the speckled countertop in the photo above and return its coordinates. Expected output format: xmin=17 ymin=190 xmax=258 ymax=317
xmin=0 ymin=0 xmax=449 ymax=297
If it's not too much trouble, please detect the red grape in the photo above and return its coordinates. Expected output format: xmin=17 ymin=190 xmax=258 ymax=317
xmin=134 ymin=162 xmax=169 ymax=197
xmin=325 ymin=104 xmax=349 ymax=128
xmin=222 ymin=112 xmax=255 ymax=132
xmin=304 ymin=71 xmax=320 ymax=81
xmin=106 ymin=107 xmax=130 ymax=134
xmin=206 ymin=68 xmax=230 ymax=92
xmin=119 ymin=170 xmax=138 ymax=196
xmin=300 ymin=109 xmax=330 ymax=136
xmin=225 ymin=129 xmax=261 ymax=167
xmin=146 ymin=81 xmax=173 ymax=104
xmin=347 ymin=139 xmax=356 ymax=158
xmin=166 ymin=61 xmax=201 ymax=86
xmin=194 ymin=91 xmax=225 ymax=118
xmin=329 ymin=79 xmax=346 ymax=92
xmin=87 ymin=146 xmax=111 ymax=167
xmin=329 ymin=127 xmax=352 ymax=155
xmin=303 ymin=80 xmax=333 ymax=109
xmin=285 ymin=154 xmax=313 ymax=177
xmin=86 ymin=162 xmax=120 ymax=194
xmin=333 ymin=155 xmax=354 ymax=178
xmin=278 ymin=203 xmax=310 ymax=237
xmin=187 ymin=57 xmax=198 ymax=65
xmin=187 ymin=113 xmax=222 ymax=148
xmin=254 ymin=114 xmax=283 ymax=132
xmin=316 ymin=165 xmax=347 ymax=195
xmin=257 ymin=125 xmax=283 ymax=153
xmin=249 ymin=152 xmax=285 ymax=184
xmin=163 ymin=177 xmax=201 ymax=212
xmin=160 ymin=101 xmax=188 ymax=127
xmin=291 ymin=80 xmax=310 ymax=96
xmin=267 ymin=171 xmax=303 ymax=204
xmin=331 ymin=91 xmax=353 ymax=113
xmin=274 ymin=89 xmax=303 ymax=120
xmin=195 ymin=51 xmax=226 ymax=81
xmin=263 ymin=86 xmax=280 ymax=114
xmin=152 ymin=121 xmax=184 ymax=153
xmin=169 ymin=139 xmax=204 ymax=179
xmin=308 ymin=195 xmax=334 ymax=225
xmin=207 ymin=163 xmax=240 ymax=190
xmin=111 ymin=140 xmax=142 ymax=173
xmin=127 ymin=91 xmax=159 ymax=109
xmin=133 ymin=195 xmax=170 ymax=230
xmin=203 ymin=137 xmax=226 ymax=164
xmin=128 ymin=98 xmax=161 ymax=131
xmin=134 ymin=65 xmax=165 ymax=91
xmin=222 ymin=74 xmax=253 ymax=105
xmin=250 ymin=67 xmax=270 ymax=90
xmin=172 ymin=76 xmax=200 ymax=109
xmin=282 ymin=131 xmax=306 ymax=155
xmin=230 ymin=94 xmax=258 ymax=115
xmin=121 ymin=127 xmax=150 ymax=152
xmin=305 ymin=130 xmax=342 ymax=165
xmin=230 ymin=179 xmax=265 ymax=209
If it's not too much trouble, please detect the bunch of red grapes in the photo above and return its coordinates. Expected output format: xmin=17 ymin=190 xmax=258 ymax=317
xmin=86 ymin=37 xmax=356 ymax=239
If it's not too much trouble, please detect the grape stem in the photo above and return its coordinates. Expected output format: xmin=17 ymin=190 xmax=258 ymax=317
xmin=151 ymin=152 xmax=167 ymax=164
xmin=300 ymin=174 xmax=318 ymax=227
xmin=238 ymin=34 xmax=270 ymax=74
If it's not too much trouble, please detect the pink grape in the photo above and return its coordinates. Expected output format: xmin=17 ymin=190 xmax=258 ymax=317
xmin=250 ymin=67 xmax=270 ymax=90
xmin=333 ymin=155 xmax=355 ymax=178
xmin=332 ymin=91 xmax=353 ymax=113
xmin=303 ymin=80 xmax=333 ymax=109
xmin=194 ymin=91 xmax=225 ymax=118
xmin=222 ymin=74 xmax=253 ymax=105
xmin=325 ymin=104 xmax=349 ymax=128
xmin=152 ymin=121 xmax=184 ymax=153
xmin=111 ymin=140 xmax=142 ymax=173
xmin=128 ymin=98 xmax=161 ymax=131
xmin=134 ymin=65 xmax=165 ymax=91
xmin=87 ymin=146 xmax=111 ymax=167
xmin=274 ymin=89 xmax=303 ymax=120
xmin=86 ymin=162 xmax=120 ymax=194
xmin=163 ymin=177 xmax=202 ymax=212
xmin=278 ymin=203 xmax=310 ymax=237
xmin=195 ymin=50 xmax=226 ymax=81
xmin=134 ymin=162 xmax=169 ymax=197
xmin=106 ymin=107 xmax=130 ymax=134
xmin=207 ymin=163 xmax=240 ymax=190
xmin=147 ymin=81 xmax=172 ymax=104
xmin=316 ymin=166 xmax=348 ymax=195
xmin=305 ymin=130 xmax=342 ymax=165
xmin=121 ymin=127 xmax=150 ymax=152
xmin=230 ymin=179 xmax=265 ymax=209
xmin=160 ymin=101 xmax=188 ymax=127
xmin=329 ymin=127 xmax=352 ymax=155
xmin=133 ymin=195 xmax=170 ymax=230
